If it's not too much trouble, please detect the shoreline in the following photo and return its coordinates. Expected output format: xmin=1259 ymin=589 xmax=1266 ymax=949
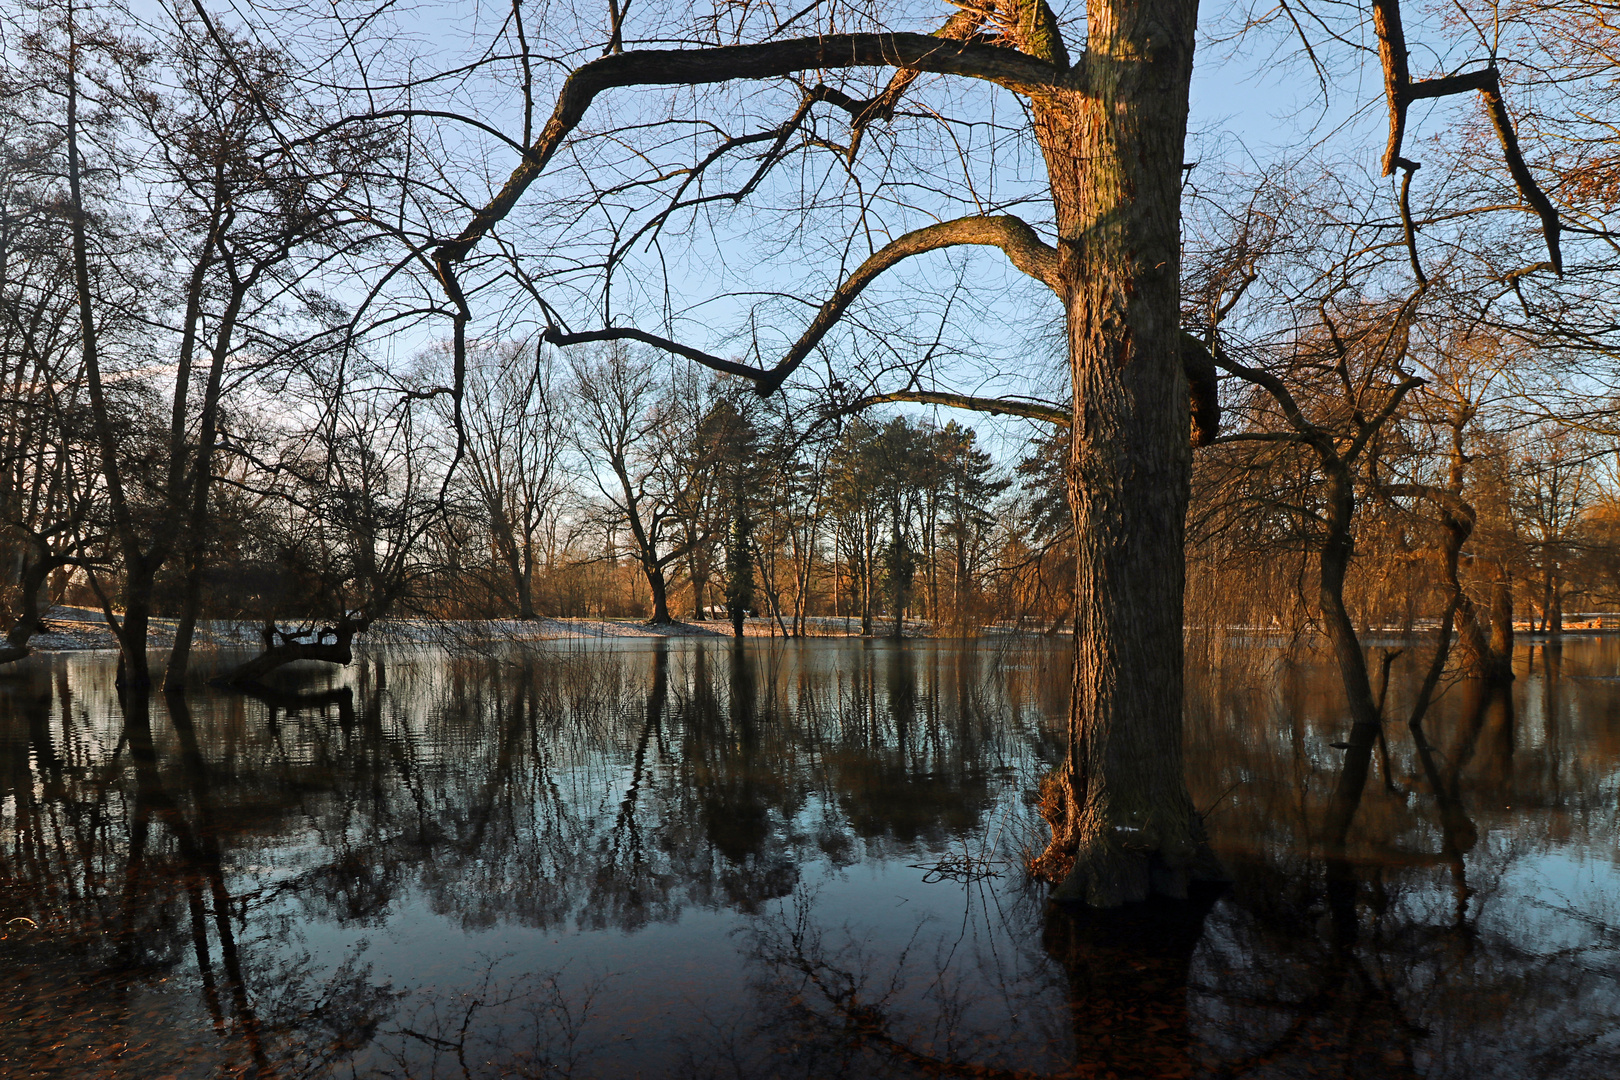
xmin=17 ymin=605 xmax=1618 ymax=657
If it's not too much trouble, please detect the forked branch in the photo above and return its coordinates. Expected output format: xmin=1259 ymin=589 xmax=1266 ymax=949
xmin=1371 ymin=0 xmax=1561 ymax=272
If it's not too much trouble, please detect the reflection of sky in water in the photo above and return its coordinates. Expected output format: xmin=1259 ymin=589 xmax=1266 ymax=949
xmin=2 ymin=637 xmax=1619 ymax=1076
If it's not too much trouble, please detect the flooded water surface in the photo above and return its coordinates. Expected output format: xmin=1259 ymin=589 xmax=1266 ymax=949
xmin=1 ymin=638 xmax=1617 ymax=1077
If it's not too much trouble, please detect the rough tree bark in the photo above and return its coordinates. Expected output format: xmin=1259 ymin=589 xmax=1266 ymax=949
xmin=1033 ymin=3 xmax=1216 ymax=906
xmin=0 ymin=542 xmax=67 ymax=665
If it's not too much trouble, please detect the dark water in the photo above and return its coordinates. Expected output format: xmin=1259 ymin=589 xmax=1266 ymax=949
xmin=1 ymin=637 xmax=1616 ymax=1078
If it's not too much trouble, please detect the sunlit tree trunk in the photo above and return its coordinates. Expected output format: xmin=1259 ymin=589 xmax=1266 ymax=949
xmin=1035 ymin=1 xmax=1209 ymax=905
xmin=1547 ymin=570 xmax=1562 ymax=637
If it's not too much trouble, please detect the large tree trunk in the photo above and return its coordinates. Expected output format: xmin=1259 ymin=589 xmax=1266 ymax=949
xmin=1488 ymin=562 xmax=1514 ymax=674
xmin=515 ymin=570 xmax=538 ymax=620
xmin=645 ymin=562 xmax=673 ymax=624
xmin=1035 ymin=0 xmax=1211 ymax=906
xmin=689 ymin=546 xmax=709 ymax=620
xmin=490 ymin=506 xmax=537 ymax=619
xmin=115 ymin=567 xmax=156 ymax=689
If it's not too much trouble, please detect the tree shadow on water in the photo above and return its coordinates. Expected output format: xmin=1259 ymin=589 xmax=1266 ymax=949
xmin=678 ymin=882 xmax=1223 ymax=1080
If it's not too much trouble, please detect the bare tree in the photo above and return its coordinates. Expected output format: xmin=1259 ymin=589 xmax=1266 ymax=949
xmin=221 ymin=385 xmax=447 ymax=686
xmin=453 ymin=341 xmax=571 ymax=620
xmin=570 ymin=347 xmax=705 ymax=625
xmin=0 ymin=76 xmax=102 ymax=664
xmin=26 ymin=1 xmax=388 ymax=687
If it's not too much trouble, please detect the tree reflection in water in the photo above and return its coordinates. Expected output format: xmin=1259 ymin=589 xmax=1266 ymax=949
xmin=0 ymin=638 xmax=1617 ymax=1077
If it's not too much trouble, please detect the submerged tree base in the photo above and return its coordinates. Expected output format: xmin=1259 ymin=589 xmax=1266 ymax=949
xmin=217 ymin=620 xmax=364 ymax=688
xmin=1031 ymin=771 xmax=1228 ymax=907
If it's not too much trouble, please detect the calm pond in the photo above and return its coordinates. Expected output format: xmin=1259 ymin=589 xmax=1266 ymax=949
xmin=1 ymin=637 xmax=1617 ymax=1078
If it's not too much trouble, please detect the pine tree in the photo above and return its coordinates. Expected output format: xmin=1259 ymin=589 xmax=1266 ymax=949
xmin=724 ymin=498 xmax=754 ymax=639
xmin=881 ymin=535 xmax=916 ymax=640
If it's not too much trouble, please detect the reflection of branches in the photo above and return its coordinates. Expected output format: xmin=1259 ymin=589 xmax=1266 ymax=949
xmin=738 ymin=892 xmax=1055 ymax=1079
xmin=383 ymin=958 xmax=601 ymax=1079
xmin=760 ymin=913 xmax=1005 ymax=1078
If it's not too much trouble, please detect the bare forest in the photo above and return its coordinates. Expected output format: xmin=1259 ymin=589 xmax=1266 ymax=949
xmin=6 ymin=0 xmax=1620 ymax=907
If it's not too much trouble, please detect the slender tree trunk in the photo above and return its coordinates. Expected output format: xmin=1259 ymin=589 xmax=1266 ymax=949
xmin=1547 ymin=571 xmax=1562 ymax=637
xmin=67 ymin=25 xmax=154 ymax=688
xmin=1310 ymin=465 xmax=1387 ymax=850
xmin=1037 ymin=1 xmax=1212 ymax=906
xmin=166 ymin=561 xmax=206 ymax=690
xmin=859 ymin=540 xmax=873 ymax=636
xmin=1488 ymin=562 xmax=1514 ymax=675
xmin=165 ymin=280 xmax=241 ymax=691
xmin=117 ymin=568 xmax=155 ymax=689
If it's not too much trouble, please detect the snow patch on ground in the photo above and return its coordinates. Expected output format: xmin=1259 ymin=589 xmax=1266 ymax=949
xmin=24 ymin=605 xmax=262 ymax=652
xmin=17 ymin=607 xmax=931 ymax=653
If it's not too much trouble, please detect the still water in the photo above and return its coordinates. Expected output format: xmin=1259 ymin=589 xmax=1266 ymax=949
xmin=0 ymin=637 xmax=1616 ymax=1078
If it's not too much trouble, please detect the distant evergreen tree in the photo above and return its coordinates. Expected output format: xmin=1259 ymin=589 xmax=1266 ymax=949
xmin=724 ymin=498 xmax=754 ymax=638
xmin=881 ymin=535 xmax=916 ymax=639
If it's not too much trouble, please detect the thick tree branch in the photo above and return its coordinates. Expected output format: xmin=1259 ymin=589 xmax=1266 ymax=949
xmin=541 ymin=325 xmax=769 ymax=381
xmin=1480 ymin=80 xmax=1563 ymax=273
xmin=1396 ymin=160 xmax=1427 ymax=285
xmin=850 ymin=389 xmax=1069 ymax=423
xmin=755 ymin=214 xmax=1062 ymax=394
xmin=434 ymin=34 xmax=1075 ymax=270
xmin=545 ymin=214 xmax=1060 ymax=394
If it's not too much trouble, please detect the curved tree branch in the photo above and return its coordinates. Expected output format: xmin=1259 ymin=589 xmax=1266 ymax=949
xmin=754 ymin=213 xmax=1062 ymax=394
xmin=434 ymin=34 xmax=1076 ymax=270
xmin=541 ymin=325 xmax=770 ymax=381
xmin=545 ymin=214 xmax=1061 ymax=395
